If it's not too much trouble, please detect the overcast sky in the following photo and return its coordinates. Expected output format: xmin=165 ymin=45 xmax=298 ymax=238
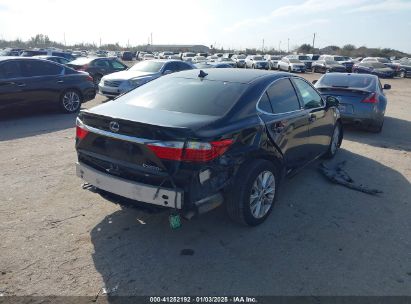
xmin=0 ymin=0 xmax=411 ymax=52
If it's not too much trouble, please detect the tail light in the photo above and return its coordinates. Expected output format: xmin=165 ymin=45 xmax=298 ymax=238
xmin=362 ymin=92 xmax=378 ymax=103
xmin=147 ymin=139 xmax=233 ymax=162
xmin=76 ymin=120 xmax=89 ymax=140
xmin=86 ymin=75 xmax=93 ymax=82
xmin=78 ymin=64 xmax=89 ymax=71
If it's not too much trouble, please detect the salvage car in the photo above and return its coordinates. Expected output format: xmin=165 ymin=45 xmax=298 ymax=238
xmin=264 ymin=55 xmax=282 ymax=70
xmin=352 ymin=62 xmax=395 ymax=78
xmin=312 ymin=60 xmax=347 ymax=73
xmin=361 ymin=57 xmax=400 ymax=74
xmin=0 ymin=57 xmax=95 ymax=113
xmin=75 ymin=69 xmax=342 ymax=226
xmin=232 ymin=54 xmax=247 ymax=68
xmin=314 ymin=73 xmax=389 ymax=132
xmin=67 ymin=57 xmax=128 ymax=85
xmin=319 ymin=55 xmax=354 ymax=72
xmin=277 ymin=57 xmax=306 ymax=73
xmin=286 ymin=55 xmax=313 ymax=70
xmin=98 ymin=59 xmax=193 ymax=98
xmin=396 ymin=58 xmax=411 ymax=78
xmin=245 ymin=55 xmax=269 ymax=69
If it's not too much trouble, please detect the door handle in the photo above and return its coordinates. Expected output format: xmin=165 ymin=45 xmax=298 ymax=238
xmin=57 ymin=80 xmax=64 ymax=83
xmin=272 ymin=121 xmax=286 ymax=133
xmin=16 ymin=83 xmax=26 ymax=87
xmin=309 ymin=114 xmax=317 ymax=122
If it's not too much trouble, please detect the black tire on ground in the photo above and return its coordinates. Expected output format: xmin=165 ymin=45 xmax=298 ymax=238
xmin=324 ymin=121 xmax=343 ymax=159
xmin=59 ymin=89 xmax=82 ymax=113
xmin=288 ymin=66 xmax=291 ymax=72
xmin=225 ymin=159 xmax=279 ymax=226
xmin=399 ymin=70 xmax=406 ymax=78
xmin=93 ymin=74 xmax=103 ymax=86
xmin=367 ymin=120 xmax=384 ymax=133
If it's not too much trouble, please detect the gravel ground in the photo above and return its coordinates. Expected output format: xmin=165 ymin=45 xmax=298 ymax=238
xmin=0 ymin=72 xmax=410 ymax=297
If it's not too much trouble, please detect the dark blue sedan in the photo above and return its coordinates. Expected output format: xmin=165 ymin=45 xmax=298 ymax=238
xmin=352 ymin=62 xmax=395 ymax=78
xmin=314 ymin=73 xmax=390 ymax=132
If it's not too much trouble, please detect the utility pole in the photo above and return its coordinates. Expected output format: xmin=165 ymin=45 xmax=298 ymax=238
xmin=287 ymin=38 xmax=290 ymax=53
xmin=278 ymin=41 xmax=281 ymax=53
xmin=262 ymin=39 xmax=264 ymax=53
xmin=63 ymin=33 xmax=66 ymax=47
xmin=99 ymin=37 xmax=101 ymax=48
xmin=151 ymin=32 xmax=153 ymax=46
xmin=312 ymin=33 xmax=316 ymax=49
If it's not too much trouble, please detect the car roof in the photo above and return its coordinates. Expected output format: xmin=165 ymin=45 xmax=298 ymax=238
xmin=170 ymin=68 xmax=291 ymax=84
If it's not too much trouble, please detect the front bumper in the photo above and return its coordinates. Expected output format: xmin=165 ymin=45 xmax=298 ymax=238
xmin=76 ymin=162 xmax=183 ymax=209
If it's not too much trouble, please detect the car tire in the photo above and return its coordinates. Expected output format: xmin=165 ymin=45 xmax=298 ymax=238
xmin=59 ymin=90 xmax=82 ymax=113
xmin=288 ymin=67 xmax=291 ymax=72
xmin=367 ymin=120 xmax=384 ymax=133
xmin=252 ymin=65 xmax=255 ymax=69
xmin=325 ymin=68 xmax=330 ymax=73
xmin=93 ymin=74 xmax=103 ymax=86
xmin=225 ymin=159 xmax=279 ymax=226
xmin=324 ymin=121 xmax=343 ymax=159
xmin=399 ymin=70 xmax=406 ymax=78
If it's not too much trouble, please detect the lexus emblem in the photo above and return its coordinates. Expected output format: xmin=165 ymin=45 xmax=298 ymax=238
xmin=109 ymin=121 xmax=120 ymax=133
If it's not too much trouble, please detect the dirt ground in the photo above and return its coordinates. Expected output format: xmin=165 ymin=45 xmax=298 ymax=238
xmin=0 ymin=72 xmax=410 ymax=297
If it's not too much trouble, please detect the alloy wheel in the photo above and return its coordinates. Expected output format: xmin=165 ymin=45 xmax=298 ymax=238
xmin=62 ymin=91 xmax=80 ymax=112
xmin=249 ymin=171 xmax=276 ymax=219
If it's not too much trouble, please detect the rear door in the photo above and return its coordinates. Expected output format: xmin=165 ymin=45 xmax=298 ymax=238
xmin=0 ymin=60 xmax=26 ymax=108
xmin=292 ymin=78 xmax=335 ymax=158
xmin=20 ymin=60 xmax=65 ymax=104
xmin=259 ymin=78 xmax=311 ymax=168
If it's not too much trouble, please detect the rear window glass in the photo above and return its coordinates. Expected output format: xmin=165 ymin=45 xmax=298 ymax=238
xmin=316 ymin=74 xmax=376 ymax=90
xmin=121 ymin=77 xmax=247 ymax=116
xmin=69 ymin=58 xmax=93 ymax=65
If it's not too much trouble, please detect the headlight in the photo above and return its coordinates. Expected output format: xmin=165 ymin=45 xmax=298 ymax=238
xmin=128 ymin=77 xmax=151 ymax=87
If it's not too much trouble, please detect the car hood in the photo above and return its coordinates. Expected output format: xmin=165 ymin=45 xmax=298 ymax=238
xmin=103 ymin=70 xmax=158 ymax=80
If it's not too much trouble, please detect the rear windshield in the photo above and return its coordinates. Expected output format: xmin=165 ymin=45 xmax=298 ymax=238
xmin=68 ymin=58 xmax=93 ymax=65
xmin=316 ymin=74 xmax=376 ymax=90
xmin=130 ymin=61 xmax=163 ymax=72
xmin=121 ymin=76 xmax=246 ymax=116
xmin=333 ymin=56 xmax=344 ymax=61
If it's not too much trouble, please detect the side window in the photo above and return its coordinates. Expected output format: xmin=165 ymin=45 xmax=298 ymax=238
xmin=293 ymin=78 xmax=323 ymax=109
xmin=164 ymin=62 xmax=179 ymax=72
xmin=111 ymin=60 xmax=126 ymax=70
xmin=258 ymin=92 xmax=273 ymax=113
xmin=176 ymin=62 xmax=192 ymax=71
xmin=94 ymin=60 xmax=109 ymax=68
xmin=22 ymin=60 xmax=63 ymax=77
xmin=0 ymin=61 xmax=22 ymax=79
xmin=266 ymin=79 xmax=301 ymax=114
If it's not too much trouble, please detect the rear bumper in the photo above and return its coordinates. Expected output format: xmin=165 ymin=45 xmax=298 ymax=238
xmin=76 ymin=162 xmax=183 ymax=209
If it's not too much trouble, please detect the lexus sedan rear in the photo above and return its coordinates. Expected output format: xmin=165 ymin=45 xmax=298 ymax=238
xmin=76 ymin=69 xmax=342 ymax=226
xmin=314 ymin=73 xmax=390 ymax=132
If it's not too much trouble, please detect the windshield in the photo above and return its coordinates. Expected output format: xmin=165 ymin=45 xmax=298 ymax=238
xmin=237 ymin=55 xmax=246 ymax=59
xmin=370 ymin=62 xmax=387 ymax=68
xmin=122 ymin=77 xmax=246 ymax=116
xmin=130 ymin=61 xmax=163 ymax=72
xmin=316 ymin=74 xmax=376 ymax=90
xmin=184 ymin=53 xmax=195 ymax=57
xmin=333 ymin=56 xmax=345 ymax=61
xmin=253 ymin=56 xmax=263 ymax=60
xmin=289 ymin=59 xmax=301 ymax=63
xmin=298 ymin=56 xmax=310 ymax=60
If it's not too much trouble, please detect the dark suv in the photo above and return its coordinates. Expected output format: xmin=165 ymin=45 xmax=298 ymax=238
xmin=67 ymin=57 xmax=128 ymax=85
xmin=75 ymin=69 xmax=342 ymax=226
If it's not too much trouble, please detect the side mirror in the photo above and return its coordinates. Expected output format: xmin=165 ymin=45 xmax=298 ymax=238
xmin=312 ymin=80 xmax=318 ymax=84
xmin=383 ymin=84 xmax=391 ymax=90
xmin=163 ymin=70 xmax=173 ymax=75
xmin=326 ymin=95 xmax=339 ymax=107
